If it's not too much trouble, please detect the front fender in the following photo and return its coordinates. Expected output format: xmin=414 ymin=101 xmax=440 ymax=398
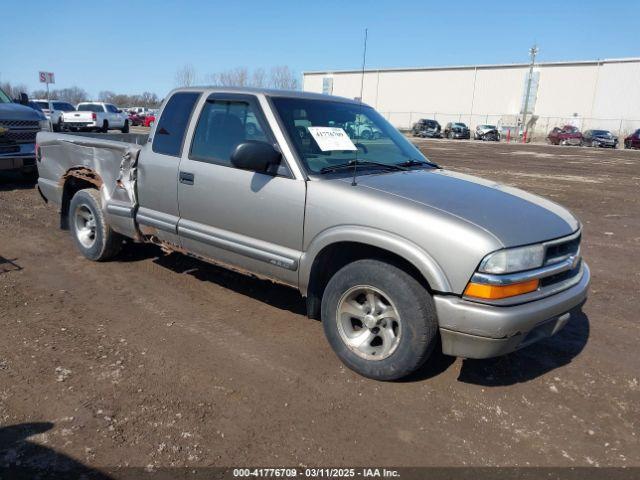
xmin=299 ymin=225 xmax=452 ymax=296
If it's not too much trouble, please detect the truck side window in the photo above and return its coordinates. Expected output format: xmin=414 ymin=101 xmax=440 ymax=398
xmin=189 ymin=100 xmax=269 ymax=167
xmin=152 ymin=92 xmax=200 ymax=157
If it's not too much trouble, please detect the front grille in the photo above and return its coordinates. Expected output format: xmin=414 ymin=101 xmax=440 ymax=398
xmin=5 ymin=130 xmax=37 ymax=144
xmin=0 ymin=120 xmax=39 ymax=144
xmin=0 ymin=120 xmax=39 ymax=128
xmin=540 ymin=261 xmax=582 ymax=287
xmin=545 ymin=234 xmax=580 ymax=265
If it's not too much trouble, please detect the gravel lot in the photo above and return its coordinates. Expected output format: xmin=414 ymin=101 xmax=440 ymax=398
xmin=0 ymin=139 xmax=638 ymax=472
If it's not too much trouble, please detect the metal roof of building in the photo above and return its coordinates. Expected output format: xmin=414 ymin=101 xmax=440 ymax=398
xmin=303 ymin=57 xmax=640 ymax=76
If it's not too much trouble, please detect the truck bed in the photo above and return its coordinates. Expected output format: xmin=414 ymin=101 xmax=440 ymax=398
xmin=36 ymin=131 xmax=146 ymax=239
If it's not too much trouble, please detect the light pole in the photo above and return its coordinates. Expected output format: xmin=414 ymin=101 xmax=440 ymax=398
xmin=522 ymin=44 xmax=538 ymax=142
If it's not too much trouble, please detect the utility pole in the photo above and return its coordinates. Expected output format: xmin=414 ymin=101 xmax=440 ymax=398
xmin=522 ymin=44 xmax=538 ymax=142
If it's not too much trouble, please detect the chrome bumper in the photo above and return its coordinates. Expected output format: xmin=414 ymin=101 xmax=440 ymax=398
xmin=434 ymin=263 xmax=590 ymax=358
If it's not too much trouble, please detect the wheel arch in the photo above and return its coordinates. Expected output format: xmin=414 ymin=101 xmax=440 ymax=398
xmin=300 ymin=227 xmax=451 ymax=319
xmin=59 ymin=167 xmax=104 ymax=230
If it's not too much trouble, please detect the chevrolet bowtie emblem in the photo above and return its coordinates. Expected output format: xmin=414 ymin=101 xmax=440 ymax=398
xmin=0 ymin=126 xmax=8 ymax=136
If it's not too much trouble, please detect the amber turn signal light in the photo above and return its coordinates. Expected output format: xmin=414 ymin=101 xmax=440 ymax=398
xmin=464 ymin=279 xmax=539 ymax=300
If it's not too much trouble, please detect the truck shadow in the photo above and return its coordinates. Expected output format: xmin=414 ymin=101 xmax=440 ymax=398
xmin=0 ymin=256 xmax=22 ymax=274
xmin=456 ymin=310 xmax=590 ymax=386
xmin=116 ymin=243 xmax=590 ymax=386
xmin=117 ymin=243 xmax=307 ymax=316
xmin=0 ymin=422 xmax=112 ymax=479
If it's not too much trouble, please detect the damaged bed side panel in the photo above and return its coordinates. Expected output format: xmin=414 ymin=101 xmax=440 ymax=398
xmin=36 ymin=131 xmax=142 ymax=240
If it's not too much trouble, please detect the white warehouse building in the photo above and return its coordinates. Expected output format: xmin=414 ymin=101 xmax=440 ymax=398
xmin=303 ymin=57 xmax=640 ymax=139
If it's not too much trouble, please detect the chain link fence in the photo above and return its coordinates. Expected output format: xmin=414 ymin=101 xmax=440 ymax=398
xmin=383 ymin=111 xmax=640 ymax=142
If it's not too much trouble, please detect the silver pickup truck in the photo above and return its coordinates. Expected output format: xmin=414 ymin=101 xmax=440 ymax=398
xmin=36 ymin=87 xmax=589 ymax=380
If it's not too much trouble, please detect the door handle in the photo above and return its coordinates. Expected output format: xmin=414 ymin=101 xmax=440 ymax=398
xmin=179 ymin=171 xmax=194 ymax=185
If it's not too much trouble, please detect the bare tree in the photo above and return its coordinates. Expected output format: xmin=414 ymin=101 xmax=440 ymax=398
xmin=31 ymin=89 xmax=59 ymax=100
xmin=208 ymin=67 xmax=249 ymax=87
xmin=251 ymin=68 xmax=267 ymax=88
xmin=269 ymin=66 xmax=298 ymax=90
xmin=98 ymin=90 xmax=116 ymax=102
xmin=0 ymin=81 xmax=30 ymax=100
xmin=96 ymin=91 xmax=161 ymax=108
xmin=53 ymin=86 xmax=89 ymax=105
xmin=175 ymin=64 xmax=197 ymax=87
xmin=205 ymin=65 xmax=299 ymax=89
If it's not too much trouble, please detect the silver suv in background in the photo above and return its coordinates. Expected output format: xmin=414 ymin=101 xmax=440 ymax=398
xmin=36 ymin=88 xmax=589 ymax=381
xmin=0 ymin=88 xmax=50 ymax=176
xmin=33 ymin=99 xmax=76 ymax=131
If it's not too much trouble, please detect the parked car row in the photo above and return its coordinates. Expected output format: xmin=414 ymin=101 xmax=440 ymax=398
xmin=29 ymin=99 xmax=131 ymax=133
xmin=61 ymin=102 xmax=130 ymax=133
xmin=546 ymin=125 xmax=624 ymax=148
xmin=411 ymin=118 xmax=640 ymax=149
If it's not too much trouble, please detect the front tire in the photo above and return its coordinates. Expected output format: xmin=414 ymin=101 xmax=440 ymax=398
xmin=321 ymin=259 xmax=438 ymax=381
xmin=121 ymin=120 xmax=129 ymax=133
xmin=69 ymin=189 xmax=122 ymax=261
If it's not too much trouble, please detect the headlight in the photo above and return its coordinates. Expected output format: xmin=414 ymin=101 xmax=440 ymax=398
xmin=478 ymin=244 xmax=544 ymax=274
xmin=39 ymin=119 xmax=51 ymax=131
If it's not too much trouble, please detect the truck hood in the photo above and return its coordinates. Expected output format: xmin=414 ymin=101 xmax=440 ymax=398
xmin=0 ymin=102 xmax=45 ymax=121
xmin=346 ymin=169 xmax=578 ymax=247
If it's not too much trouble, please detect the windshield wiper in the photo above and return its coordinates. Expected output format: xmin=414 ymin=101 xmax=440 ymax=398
xmin=397 ymin=159 xmax=440 ymax=169
xmin=320 ymin=160 xmax=407 ymax=174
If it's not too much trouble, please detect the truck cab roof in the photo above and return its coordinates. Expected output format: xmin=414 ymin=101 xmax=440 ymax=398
xmin=170 ymin=86 xmax=363 ymax=105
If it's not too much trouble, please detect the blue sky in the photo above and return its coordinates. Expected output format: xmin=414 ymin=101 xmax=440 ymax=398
xmin=1 ymin=0 xmax=638 ymax=98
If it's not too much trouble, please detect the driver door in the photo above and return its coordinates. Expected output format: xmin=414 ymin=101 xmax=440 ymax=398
xmin=176 ymin=93 xmax=305 ymax=287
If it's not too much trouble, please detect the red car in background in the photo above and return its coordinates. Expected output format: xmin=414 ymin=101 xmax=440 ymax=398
xmin=144 ymin=113 xmax=156 ymax=128
xmin=624 ymin=129 xmax=640 ymax=149
xmin=547 ymin=125 xmax=583 ymax=146
xmin=128 ymin=113 xmax=145 ymax=126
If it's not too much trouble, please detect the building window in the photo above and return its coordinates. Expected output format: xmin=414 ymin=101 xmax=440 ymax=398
xmin=322 ymin=77 xmax=333 ymax=95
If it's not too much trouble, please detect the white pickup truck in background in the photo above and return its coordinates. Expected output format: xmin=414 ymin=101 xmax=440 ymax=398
xmin=61 ymin=102 xmax=129 ymax=133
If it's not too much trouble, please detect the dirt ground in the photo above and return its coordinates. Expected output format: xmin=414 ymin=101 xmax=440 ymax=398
xmin=0 ymin=139 xmax=638 ymax=472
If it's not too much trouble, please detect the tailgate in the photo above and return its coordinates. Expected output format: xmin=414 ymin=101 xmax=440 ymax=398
xmin=63 ymin=111 xmax=93 ymax=123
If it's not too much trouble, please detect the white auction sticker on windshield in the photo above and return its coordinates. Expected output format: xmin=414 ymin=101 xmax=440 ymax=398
xmin=308 ymin=127 xmax=357 ymax=151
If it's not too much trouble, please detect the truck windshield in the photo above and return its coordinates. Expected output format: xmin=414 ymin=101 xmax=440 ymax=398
xmin=0 ymin=88 xmax=12 ymax=103
xmin=271 ymin=97 xmax=433 ymax=175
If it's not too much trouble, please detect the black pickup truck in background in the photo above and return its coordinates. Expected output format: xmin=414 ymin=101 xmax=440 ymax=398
xmin=0 ymin=87 xmax=49 ymax=176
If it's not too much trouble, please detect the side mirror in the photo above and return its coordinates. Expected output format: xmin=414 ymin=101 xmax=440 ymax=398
xmin=230 ymin=141 xmax=281 ymax=173
xmin=19 ymin=92 xmax=29 ymax=105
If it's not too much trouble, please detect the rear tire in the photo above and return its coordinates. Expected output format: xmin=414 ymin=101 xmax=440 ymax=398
xmin=321 ymin=259 xmax=438 ymax=381
xmin=69 ymin=189 xmax=122 ymax=261
xmin=101 ymin=121 xmax=109 ymax=133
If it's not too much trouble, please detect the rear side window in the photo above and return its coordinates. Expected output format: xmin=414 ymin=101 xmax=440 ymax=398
xmin=78 ymin=104 xmax=104 ymax=113
xmin=52 ymin=102 xmax=74 ymax=111
xmin=152 ymin=92 xmax=200 ymax=157
xmin=35 ymin=101 xmax=49 ymax=110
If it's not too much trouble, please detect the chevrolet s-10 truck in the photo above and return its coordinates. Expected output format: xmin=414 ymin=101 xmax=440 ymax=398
xmin=36 ymin=87 xmax=589 ymax=380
